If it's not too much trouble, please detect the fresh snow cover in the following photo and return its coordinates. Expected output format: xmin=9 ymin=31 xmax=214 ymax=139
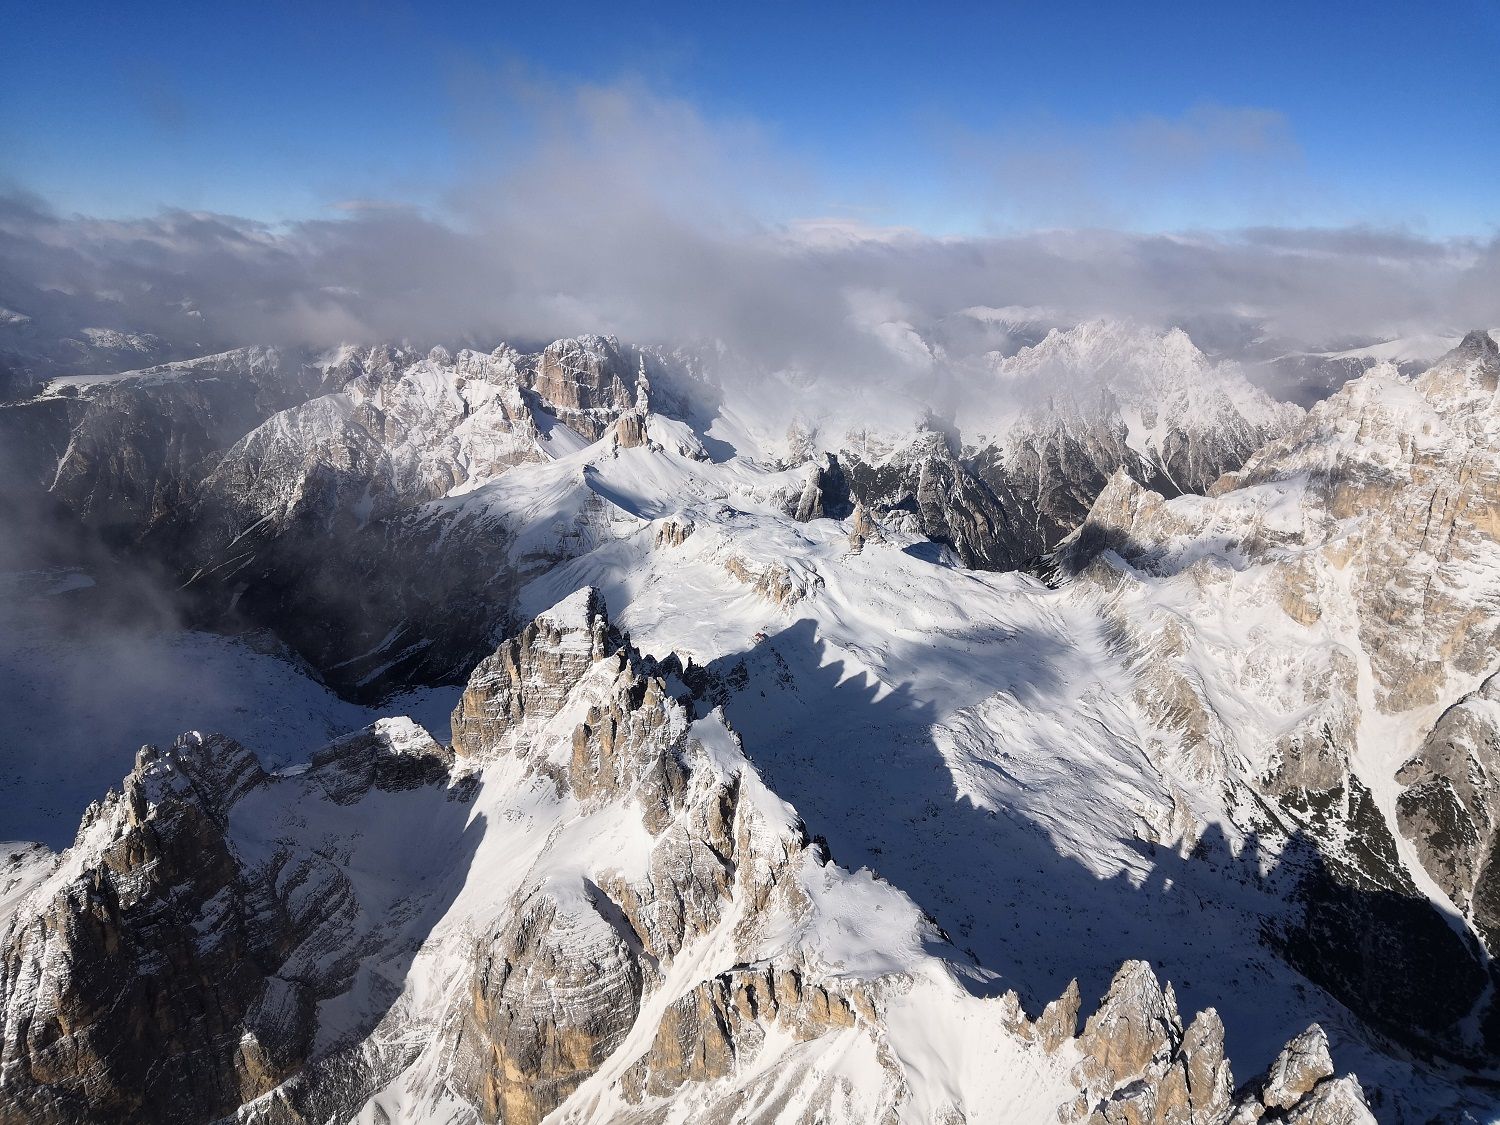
xmin=385 ymin=367 xmax=1453 ymax=1114
xmin=33 ymin=343 xmax=288 ymax=396
xmin=1312 ymin=330 xmax=1499 ymax=366
xmin=0 ymin=568 xmax=457 ymax=849
xmin=77 ymin=327 xmax=161 ymax=352
xmin=363 ymin=421 xmax=1324 ymax=1101
xmin=979 ymin=318 xmax=1301 ymax=449
xmin=3 ymin=321 xmax=1490 ymax=1120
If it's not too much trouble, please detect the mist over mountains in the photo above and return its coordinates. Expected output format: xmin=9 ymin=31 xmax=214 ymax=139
xmin=4 ymin=10 xmax=1500 ymax=1120
xmin=4 ymin=179 xmax=1497 ymax=408
xmin=2 ymin=288 xmax=1500 ymax=1119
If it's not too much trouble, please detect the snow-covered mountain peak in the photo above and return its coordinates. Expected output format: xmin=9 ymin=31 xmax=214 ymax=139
xmin=995 ymin=318 xmax=1208 ymax=387
xmin=1053 ymin=332 xmax=1500 ymax=1089
xmin=991 ymin=319 xmax=1289 ymax=422
xmin=1415 ymin=326 xmax=1500 ymax=404
xmin=1458 ymin=328 xmax=1499 ymax=358
xmin=533 ymin=583 xmax=610 ymax=636
xmin=12 ymin=314 xmax=1500 ymax=1118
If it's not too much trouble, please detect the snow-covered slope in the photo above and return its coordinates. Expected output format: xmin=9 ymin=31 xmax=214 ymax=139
xmin=1253 ymin=329 xmax=1500 ymax=408
xmin=0 ymin=591 xmax=1374 ymax=1124
xmin=0 ymin=568 xmax=456 ymax=849
xmin=967 ymin=321 xmax=1303 ymax=548
xmin=1057 ymin=330 xmax=1500 ymax=1072
xmin=7 ymin=326 xmax=1500 ymax=1122
xmin=0 ymin=322 xmax=1297 ymax=696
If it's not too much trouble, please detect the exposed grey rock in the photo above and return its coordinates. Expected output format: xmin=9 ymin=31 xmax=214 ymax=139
xmin=842 ymin=427 xmax=1040 ymax=570
xmin=621 ymin=962 xmax=868 ymax=1104
xmin=788 ymin=453 xmax=853 ymax=522
xmin=452 ymin=885 xmax=646 ymax=1125
xmin=1280 ymin=1076 xmax=1376 ymax=1124
xmin=0 ymin=720 xmax=468 ymax=1125
xmin=0 ymin=347 xmax=323 ymax=544
xmin=1397 ymin=672 xmax=1500 ymax=953
xmin=526 ymin=334 xmax=642 ymax=440
xmin=846 ymin=500 xmax=882 ymax=554
xmin=0 ymin=591 xmax=1385 ymax=1125
xmin=1034 ymin=979 xmax=1082 ymax=1053
xmin=1059 ymin=333 xmax=1500 ymax=1063
xmin=450 ymin=587 xmax=615 ymax=763
xmin=0 ymin=734 xmax=295 ymax=1125
xmin=0 ymin=320 xmax=1438 ymax=1123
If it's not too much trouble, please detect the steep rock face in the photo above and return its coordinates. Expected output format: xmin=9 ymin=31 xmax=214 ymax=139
xmin=0 ymin=735 xmax=292 ymax=1125
xmin=163 ymin=338 xmax=709 ymax=699
xmin=788 ymin=452 xmax=854 ymax=523
xmin=1065 ymin=335 xmax=1500 ymax=711
xmin=453 ymin=885 xmax=647 ymax=1125
xmin=525 ymin=335 xmax=643 ymax=440
xmin=969 ymin=392 xmax=1151 ymax=557
xmin=841 ymin=428 xmax=1041 ymax=569
xmin=0 ymin=334 xmax=707 ymax=700
xmin=621 ymin=962 xmax=868 ymax=1103
xmin=1260 ymin=1025 xmax=1335 ymax=1112
xmin=440 ymin=590 xmax=804 ymax=1121
xmin=1064 ymin=961 xmax=1233 ymax=1125
xmin=188 ymin=346 xmax=542 ymax=549
xmin=1059 ymin=332 xmax=1500 ymax=1061
xmin=450 ymin=587 xmax=616 ymax=762
xmin=1062 ymin=963 xmax=1368 ymax=1125
xmin=1396 ymin=672 xmax=1500 ymax=951
xmin=969 ymin=322 xmax=1303 ymax=558
xmin=1232 ymin=330 xmax=1500 ymax=713
xmin=828 ymin=323 xmax=1300 ymax=572
xmin=0 ymin=321 xmax=1303 ymax=711
xmin=307 ymin=714 xmax=456 ymax=800
xmin=0 ymin=348 xmax=323 ymax=545
xmin=0 ymin=721 xmax=469 ymax=1125
xmin=0 ymin=590 xmax=1379 ymax=1124
xmin=159 ymin=345 xmax=558 ymax=697
xmin=1064 ymin=331 xmax=1500 ymax=776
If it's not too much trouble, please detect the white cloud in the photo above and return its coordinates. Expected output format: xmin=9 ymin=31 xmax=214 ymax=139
xmin=1 ymin=80 xmax=1495 ymax=386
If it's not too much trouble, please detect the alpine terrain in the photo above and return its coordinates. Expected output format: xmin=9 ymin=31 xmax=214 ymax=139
xmin=4 ymin=318 xmax=1500 ymax=1125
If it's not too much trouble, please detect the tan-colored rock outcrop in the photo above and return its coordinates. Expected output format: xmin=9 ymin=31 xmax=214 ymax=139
xmin=528 ymin=336 xmax=642 ymax=440
xmin=1062 ymin=962 xmax=1367 ymax=1125
xmin=451 ymin=587 xmax=615 ymax=761
xmin=0 ymin=593 xmax=1382 ymax=1125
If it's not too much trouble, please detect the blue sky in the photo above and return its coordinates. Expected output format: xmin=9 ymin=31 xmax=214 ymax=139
xmin=4 ymin=0 xmax=1499 ymax=234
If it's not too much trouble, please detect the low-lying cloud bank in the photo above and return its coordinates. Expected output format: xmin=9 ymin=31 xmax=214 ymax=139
xmin=4 ymin=190 xmax=1495 ymax=381
xmin=2 ymin=78 xmax=1496 ymax=384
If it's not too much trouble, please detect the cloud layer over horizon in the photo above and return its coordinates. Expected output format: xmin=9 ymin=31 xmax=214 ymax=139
xmin=3 ymin=80 xmax=1497 ymax=386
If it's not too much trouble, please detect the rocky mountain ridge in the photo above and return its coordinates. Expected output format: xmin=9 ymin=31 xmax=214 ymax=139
xmin=0 ymin=321 xmax=1291 ymax=697
xmin=5 ymin=326 xmax=1500 ymax=1120
xmin=0 ymin=591 xmax=1375 ymax=1124
xmin=1059 ymin=330 xmax=1500 ymax=1066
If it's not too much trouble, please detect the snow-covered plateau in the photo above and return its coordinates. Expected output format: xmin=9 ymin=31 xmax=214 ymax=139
xmin=3 ymin=322 xmax=1500 ymax=1123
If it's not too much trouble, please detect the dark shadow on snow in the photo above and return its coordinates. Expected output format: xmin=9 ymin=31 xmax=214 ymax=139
xmin=690 ymin=613 xmax=1500 ymax=1114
